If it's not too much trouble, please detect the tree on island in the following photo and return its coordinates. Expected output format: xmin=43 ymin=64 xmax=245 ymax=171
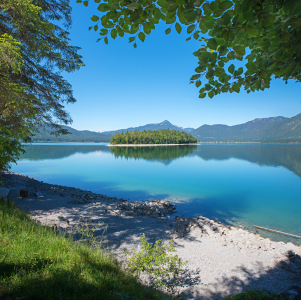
xmin=110 ymin=129 xmax=197 ymax=144
xmin=80 ymin=0 xmax=301 ymax=98
xmin=0 ymin=0 xmax=83 ymax=172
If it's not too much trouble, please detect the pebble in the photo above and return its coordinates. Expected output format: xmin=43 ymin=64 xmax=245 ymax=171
xmin=2 ymin=170 xmax=301 ymax=299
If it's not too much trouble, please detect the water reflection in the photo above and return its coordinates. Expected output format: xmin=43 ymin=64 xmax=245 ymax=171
xmin=194 ymin=144 xmax=301 ymax=178
xmin=19 ymin=144 xmax=301 ymax=178
xmin=19 ymin=145 xmax=110 ymax=160
xmin=14 ymin=143 xmax=301 ymax=244
xmin=110 ymin=145 xmax=197 ymax=165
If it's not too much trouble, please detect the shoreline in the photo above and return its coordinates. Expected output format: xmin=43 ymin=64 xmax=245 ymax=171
xmin=107 ymin=143 xmax=198 ymax=147
xmin=1 ymin=171 xmax=301 ymax=299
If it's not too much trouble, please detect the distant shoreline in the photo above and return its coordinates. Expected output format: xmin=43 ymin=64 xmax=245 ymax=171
xmin=107 ymin=143 xmax=198 ymax=147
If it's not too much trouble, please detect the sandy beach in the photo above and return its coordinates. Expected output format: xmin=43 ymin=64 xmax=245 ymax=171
xmin=1 ymin=171 xmax=301 ymax=299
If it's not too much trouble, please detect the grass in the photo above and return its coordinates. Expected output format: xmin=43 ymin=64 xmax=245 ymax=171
xmin=0 ymin=199 xmax=286 ymax=300
xmin=0 ymin=199 xmax=172 ymax=300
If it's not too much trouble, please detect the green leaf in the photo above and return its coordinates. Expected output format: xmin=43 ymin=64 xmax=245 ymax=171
xmin=97 ymin=3 xmax=110 ymax=12
xmin=165 ymin=28 xmax=171 ymax=35
xmin=129 ymin=37 xmax=135 ymax=43
xmin=138 ymin=32 xmax=145 ymax=42
xmin=246 ymin=24 xmax=258 ymax=37
xmin=83 ymin=1 xmax=88 ymax=7
xmin=218 ymin=61 xmax=224 ymax=67
xmin=185 ymin=11 xmax=197 ymax=22
xmin=283 ymin=0 xmax=296 ymax=14
xmin=94 ymin=25 xmax=98 ymax=31
xmin=154 ymin=7 xmax=161 ymax=20
xmin=236 ymin=67 xmax=243 ymax=75
xmin=221 ymin=12 xmax=231 ymax=25
xmin=116 ymin=25 xmax=124 ymax=37
xmin=190 ymin=74 xmax=201 ymax=80
xmin=233 ymin=45 xmax=245 ymax=56
xmin=187 ymin=24 xmax=195 ymax=34
xmin=208 ymin=90 xmax=214 ymax=98
xmin=204 ymin=20 xmax=215 ymax=29
xmin=228 ymin=64 xmax=234 ymax=74
xmin=127 ymin=3 xmax=140 ymax=10
xmin=143 ymin=23 xmax=151 ymax=34
xmin=219 ymin=0 xmax=233 ymax=10
xmin=261 ymin=14 xmax=275 ymax=27
xmin=281 ymin=32 xmax=290 ymax=43
xmin=199 ymin=93 xmax=206 ymax=98
xmin=133 ymin=43 xmax=137 ymax=48
xmin=210 ymin=2 xmax=218 ymax=11
xmin=157 ymin=0 xmax=168 ymax=8
xmin=76 ymin=0 xmax=82 ymax=3
xmin=193 ymin=32 xmax=199 ymax=40
xmin=206 ymin=69 xmax=214 ymax=79
xmin=88 ymin=26 xmax=92 ymax=31
xmin=111 ymin=28 xmax=117 ymax=39
xmin=203 ymin=3 xmax=211 ymax=14
xmin=99 ymin=29 xmax=108 ymax=36
xmin=104 ymin=37 xmax=108 ymax=44
xmin=207 ymin=38 xmax=217 ymax=50
xmin=91 ymin=15 xmax=99 ymax=22
xmin=195 ymin=80 xmax=202 ymax=88
xmin=175 ymin=23 xmax=182 ymax=34
xmin=232 ymin=83 xmax=240 ymax=93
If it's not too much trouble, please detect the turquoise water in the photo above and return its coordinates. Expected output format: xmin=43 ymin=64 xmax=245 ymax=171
xmin=11 ymin=143 xmax=301 ymax=244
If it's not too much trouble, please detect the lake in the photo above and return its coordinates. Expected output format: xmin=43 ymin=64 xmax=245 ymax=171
xmin=11 ymin=143 xmax=301 ymax=245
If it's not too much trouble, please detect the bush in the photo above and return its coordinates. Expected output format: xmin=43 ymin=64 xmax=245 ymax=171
xmin=125 ymin=233 xmax=187 ymax=294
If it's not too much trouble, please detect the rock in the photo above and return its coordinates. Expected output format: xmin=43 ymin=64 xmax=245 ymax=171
xmin=280 ymin=285 xmax=301 ymax=300
xmin=295 ymin=258 xmax=301 ymax=268
xmin=8 ymin=187 xmax=25 ymax=200
xmin=175 ymin=231 xmax=184 ymax=238
xmin=0 ymin=187 xmax=10 ymax=199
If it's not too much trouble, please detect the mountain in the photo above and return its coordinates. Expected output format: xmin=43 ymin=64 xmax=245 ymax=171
xmin=258 ymin=113 xmax=301 ymax=140
xmin=31 ymin=125 xmax=111 ymax=143
xmin=190 ymin=116 xmax=299 ymax=142
xmin=31 ymin=114 xmax=301 ymax=143
xmin=103 ymin=120 xmax=195 ymax=135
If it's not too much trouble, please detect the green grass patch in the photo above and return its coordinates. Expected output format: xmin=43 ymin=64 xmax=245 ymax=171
xmin=0 ymin=199 xmax=172 ymax=300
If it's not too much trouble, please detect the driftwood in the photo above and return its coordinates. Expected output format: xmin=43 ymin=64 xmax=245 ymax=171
xmin=254 ymin=225 xmax=301 ymax=239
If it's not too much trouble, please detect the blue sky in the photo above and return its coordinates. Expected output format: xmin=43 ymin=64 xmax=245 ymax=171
xmin=63 ymin=1 xmax=301 ymax=131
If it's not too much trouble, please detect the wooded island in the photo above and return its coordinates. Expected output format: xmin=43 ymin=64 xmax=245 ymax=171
xmin=110 ymin=129 xmax=197 ymax=145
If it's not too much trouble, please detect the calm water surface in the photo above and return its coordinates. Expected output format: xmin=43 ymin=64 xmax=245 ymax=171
xmin=11 ymin=143 xmax=301 ymax=244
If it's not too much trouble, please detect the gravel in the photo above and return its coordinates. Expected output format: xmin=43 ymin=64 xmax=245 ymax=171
xmin=1 ymin=171 xmax=301 ymax=299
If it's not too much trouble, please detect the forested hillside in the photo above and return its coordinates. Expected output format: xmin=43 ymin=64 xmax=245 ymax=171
xmin=191 ymin=114 xmax=301 ymax=142
xmin=31 ymin=114 xmax=301 ymax=143
xmin=31 ymin=125 xmax=111 ymax=143
xmin=110 ymin=129 xmax=197 ymax=144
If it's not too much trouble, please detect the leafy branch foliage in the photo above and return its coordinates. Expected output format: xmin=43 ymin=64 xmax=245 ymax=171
xmin=81 ymin=0 xmax=301 ymax=98
xmin=125 ymin=233 xmax=187 ymax=293
xmin=0 ymin=0 xmax=83 ymax=171
xmin=110 ymin=129 xmax=197 ymax=144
